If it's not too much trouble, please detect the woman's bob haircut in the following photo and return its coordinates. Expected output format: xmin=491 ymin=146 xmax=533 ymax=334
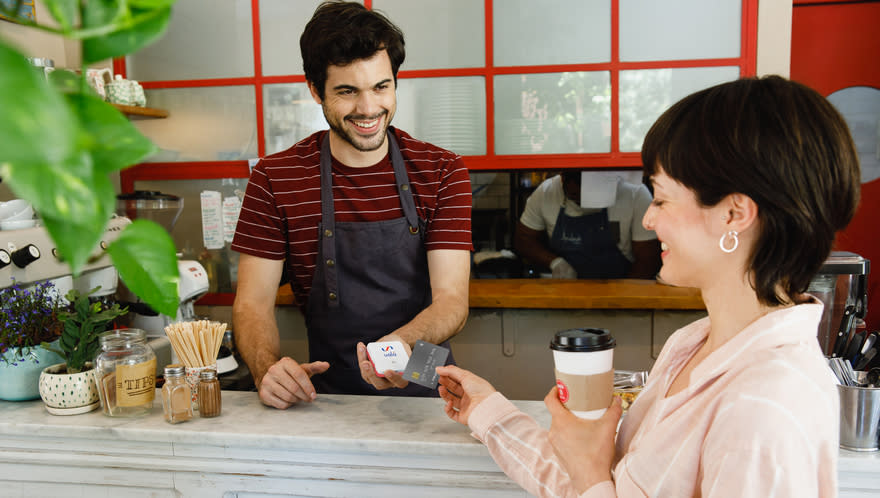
xmin=642 ymin=75 xmax=860 ymax=306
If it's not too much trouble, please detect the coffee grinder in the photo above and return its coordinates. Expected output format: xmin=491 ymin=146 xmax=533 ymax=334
xmin=808 ymin=251 xmax=870 ymax=358
xmin=115 ymin=191 xmax=209 ymax=336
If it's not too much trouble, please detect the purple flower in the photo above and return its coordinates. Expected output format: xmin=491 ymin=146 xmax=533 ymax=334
xmin=0 ymin=279 xmax=64 ymax=365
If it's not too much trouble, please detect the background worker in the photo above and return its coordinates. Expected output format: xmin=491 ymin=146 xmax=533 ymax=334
xmin=514 ymin=170 xmax=660 ymax=279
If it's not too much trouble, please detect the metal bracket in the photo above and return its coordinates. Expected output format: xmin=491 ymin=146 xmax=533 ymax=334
xmin=501 ymin=312 xmax=516 ymax=357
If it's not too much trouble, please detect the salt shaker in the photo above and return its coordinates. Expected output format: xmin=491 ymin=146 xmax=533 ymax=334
xmin=197 ymin=368 xmax=222 ymax=418
xmin=162 ymin=364 xmax=193 ymax=424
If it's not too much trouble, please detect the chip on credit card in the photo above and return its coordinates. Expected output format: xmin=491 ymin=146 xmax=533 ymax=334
xmin=402 ymin=340 xmax=449 ymax=389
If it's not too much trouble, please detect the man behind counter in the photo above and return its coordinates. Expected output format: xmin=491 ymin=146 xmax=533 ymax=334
xmin=230 ymin=1 xmax=472 ymax=408
xmin=514 ymin=170 xmax=660 ymax=279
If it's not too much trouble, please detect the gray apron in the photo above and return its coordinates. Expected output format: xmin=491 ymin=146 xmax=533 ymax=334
xmin=549 ymin=205 xmax=631 ymax=279
xmin=306 ymin=131 xmax=453 ymax=396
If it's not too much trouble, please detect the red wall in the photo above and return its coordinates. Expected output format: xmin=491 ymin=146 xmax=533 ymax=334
xmin=790 ymin=1 xmax=880 ymax=330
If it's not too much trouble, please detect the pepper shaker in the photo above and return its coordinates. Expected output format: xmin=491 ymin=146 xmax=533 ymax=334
xmin=197 ymin=368 xmax=222 ymax=417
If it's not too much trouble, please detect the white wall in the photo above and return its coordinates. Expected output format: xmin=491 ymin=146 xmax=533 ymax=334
xmin=757 ymin=0 xmax=792 ymax=77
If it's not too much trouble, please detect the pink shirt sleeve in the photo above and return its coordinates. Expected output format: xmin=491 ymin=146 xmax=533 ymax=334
xmin=468 ymin=392 xmax=615 ymax=498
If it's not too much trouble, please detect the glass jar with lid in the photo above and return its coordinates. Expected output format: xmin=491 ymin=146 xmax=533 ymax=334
xmin=95 ymin=328 xmax=156 ymax=417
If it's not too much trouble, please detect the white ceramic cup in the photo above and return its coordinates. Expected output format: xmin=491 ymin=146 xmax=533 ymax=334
xmin=0 ymin=199 xmax=33 ymax=221
xmin=551 ymin=328 xmax=616 ymax=419
xmin=0 ymin=219 xmax=36 ymax=231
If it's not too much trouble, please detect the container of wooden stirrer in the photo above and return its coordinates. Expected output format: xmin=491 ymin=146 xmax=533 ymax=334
xmin=164 ymin=320 xmax=227 ymax=411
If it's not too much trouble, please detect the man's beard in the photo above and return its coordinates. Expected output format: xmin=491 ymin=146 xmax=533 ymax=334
xmin=325 ymin=109 xmax=390 ymax=152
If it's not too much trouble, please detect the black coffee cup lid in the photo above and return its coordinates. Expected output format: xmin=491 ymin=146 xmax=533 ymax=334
xmin=550 ymin=328 xmax=616 ymax=352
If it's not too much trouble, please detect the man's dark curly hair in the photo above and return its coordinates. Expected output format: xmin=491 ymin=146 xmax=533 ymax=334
xmin=300 ymin=1 xmax=405 ymax=100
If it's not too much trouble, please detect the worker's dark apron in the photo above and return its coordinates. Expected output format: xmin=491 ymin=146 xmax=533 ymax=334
xmin=306 ymin=131 xmax=452 ymax=396
xmin=548 ymin=205 xmax=631 ymax=279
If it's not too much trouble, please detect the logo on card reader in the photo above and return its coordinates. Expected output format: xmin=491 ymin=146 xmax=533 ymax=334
xmin=380 ymin=345 xmax=398 ymax=357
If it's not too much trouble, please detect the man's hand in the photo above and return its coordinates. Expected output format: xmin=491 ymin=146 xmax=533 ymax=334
xmin=550 ymin=257 xmax=578 ymax=279
xmin=436 ymin=365 xmax=497 ymax=426
xmin=258 ymin=357 xmax=329 ymax=409
xmin=544 ymin=387 xmax=622 ymax=494
xmin=357 ymin=333 xmax=411 ymax=390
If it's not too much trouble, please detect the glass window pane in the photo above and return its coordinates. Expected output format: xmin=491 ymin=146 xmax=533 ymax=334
xmin=493 ymin=0 xmax=610 ymax=67
xmin=618 ymin=67 xmax=740 ymax=152
xmin=619 ymin=0 xmax=740 ymax=62
xmin=494 ymin=72 xmax=610 ymax=155
xmin=135 ymin=86 xmax=258 ymax=162
xmin=263 ymin=83 xmax=327 ymax=156
xmin=394 ymin=77 xmax=486 ymax=156
xmin=132 ymin=178 xmax=248 ymax=294
xmin=127 ymin=0 xmax=254 ymax=80
xmin=374 ymin=0 xmax=484 ymax=70
xmin=259 ymin=0 xmax=362 ymax=77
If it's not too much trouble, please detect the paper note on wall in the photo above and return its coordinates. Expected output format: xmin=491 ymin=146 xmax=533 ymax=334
xmin=200 ymin=191 xmax=224 ymax=250
xmin=222 ymin=195 xmax=242 ymax=243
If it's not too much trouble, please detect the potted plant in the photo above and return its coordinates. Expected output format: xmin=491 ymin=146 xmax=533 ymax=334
xmin=0 ymin=0 xmax=181 ymax=321
xmin=0 ymin=280 xmax=66 ymax=401
xmin=38 ymin=287 xmax=128 ymax=415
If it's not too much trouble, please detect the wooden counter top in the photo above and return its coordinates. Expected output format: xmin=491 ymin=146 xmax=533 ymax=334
xmin=468 ymin=279 xmax=704 ymax=310
xmin=277 ymin=278 xmax=705 ymax=310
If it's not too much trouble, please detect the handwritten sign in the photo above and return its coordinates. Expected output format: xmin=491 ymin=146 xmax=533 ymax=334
xmin=200 ymin=191 xmax=224 ymax=250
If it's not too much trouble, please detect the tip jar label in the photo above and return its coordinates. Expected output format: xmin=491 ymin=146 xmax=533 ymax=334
xmin=116 ymin=358 xmax=156 ymax=407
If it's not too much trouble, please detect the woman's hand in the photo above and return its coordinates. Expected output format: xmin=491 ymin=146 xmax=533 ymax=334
xmin=436 ymin=365 xmax=497 ymax=426
xmin=544 ymin=387 xmax=623 ymax=494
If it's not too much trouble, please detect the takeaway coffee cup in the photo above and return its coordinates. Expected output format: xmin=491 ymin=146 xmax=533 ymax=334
xmin=551 ymin=328 xmax=616 ymax=419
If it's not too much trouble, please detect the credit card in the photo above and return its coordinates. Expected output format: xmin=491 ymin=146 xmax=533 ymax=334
xmin=402 ymin=340 xmax=449 ymax=389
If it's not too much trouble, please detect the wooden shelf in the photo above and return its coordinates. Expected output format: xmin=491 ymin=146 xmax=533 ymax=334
xmin=111 ymin=103 xmax=169 ymax=118
xmin=273 ymin=278 xmax=705 ymax=310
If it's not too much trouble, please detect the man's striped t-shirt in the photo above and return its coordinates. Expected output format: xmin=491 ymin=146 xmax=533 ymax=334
xmin=232 ymin=128 xmax=472 ymax=308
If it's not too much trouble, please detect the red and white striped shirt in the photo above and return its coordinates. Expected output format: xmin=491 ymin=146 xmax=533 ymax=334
xmin=232 ymin=128 xmax=472 ymax=307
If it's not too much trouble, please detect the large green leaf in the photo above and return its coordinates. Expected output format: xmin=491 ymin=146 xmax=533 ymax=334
xmin=48 ymin=68 xmax=83 ymax=95
xmin=65 ymin=92 xmax=157 ymax=175
xmin=39 ymin=156 xmax=116 ymax=272
xmin=42 ymin=0 xmax=78 ymax=32
xmin=108 ymin=220 xmax=180 ymax=317
xmin=83 ymin=7 xmax=172 ymax=64
xmin=81 ymin=0 xmax=124 ymax=29
xmin=0 ymin=40 xmax=77 ymax=170
xmin=129 ymin=0 xmax=176 ymax=8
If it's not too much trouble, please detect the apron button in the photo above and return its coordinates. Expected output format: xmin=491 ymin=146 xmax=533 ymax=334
xmin=326 ymin=258 xmax=335 ymax=267
xmin=324 ymin=229 xmax=333 ymax=238
xmin=328 ymin=292 xmax=337 ymax=301
xmin=401 ymin=184 xmax=409 ymax=191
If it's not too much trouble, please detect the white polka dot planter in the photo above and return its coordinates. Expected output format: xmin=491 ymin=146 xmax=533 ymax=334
xmin=38 ymin=363 xmax=101 ymax=415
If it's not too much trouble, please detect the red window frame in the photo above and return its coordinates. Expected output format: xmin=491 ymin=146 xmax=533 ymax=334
xmin=119 ymin=0 xmax=758 ymax=191
xmin=118 ymin=0 xmax=757 ymax=305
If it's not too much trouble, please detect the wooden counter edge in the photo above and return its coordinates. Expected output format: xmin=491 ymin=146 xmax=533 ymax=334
xmin=275 ymin=279 xmax=705 ymax=310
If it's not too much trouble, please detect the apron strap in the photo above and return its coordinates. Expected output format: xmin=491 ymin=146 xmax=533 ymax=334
xmin=387 ymin=133 xmax=421 ymax=233
xmin=319 ymin=135 xmax=340 ymax=308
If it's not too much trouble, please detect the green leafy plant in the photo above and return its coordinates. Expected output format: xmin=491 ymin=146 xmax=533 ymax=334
xmin=0 ymin=0 xmax=180 ymax=317
xmin=41 ymin=287 xmax=128 ymax=373
xmin=0 ymin=280 xmax=64 ymax=365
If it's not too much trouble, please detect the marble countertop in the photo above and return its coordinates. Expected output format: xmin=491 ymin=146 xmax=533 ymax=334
xmin=0 ymin=391 xmax=550 ymax=457
xmin=0 ymin=391 xmax=875 ymax=474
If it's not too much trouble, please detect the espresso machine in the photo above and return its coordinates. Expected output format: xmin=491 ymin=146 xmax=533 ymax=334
xmin=0 ymin=216 xmax=128 ymax=302
xmin=808 ymin=251 xmax=870 ymax=361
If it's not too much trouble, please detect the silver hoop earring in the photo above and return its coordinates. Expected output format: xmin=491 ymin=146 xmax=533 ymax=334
xmin=719 ymin=230 xmax=739 ymax=253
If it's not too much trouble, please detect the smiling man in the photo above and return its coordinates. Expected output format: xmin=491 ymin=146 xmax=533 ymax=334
xmin=231 ymin=1 xmax=473 ymax=408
